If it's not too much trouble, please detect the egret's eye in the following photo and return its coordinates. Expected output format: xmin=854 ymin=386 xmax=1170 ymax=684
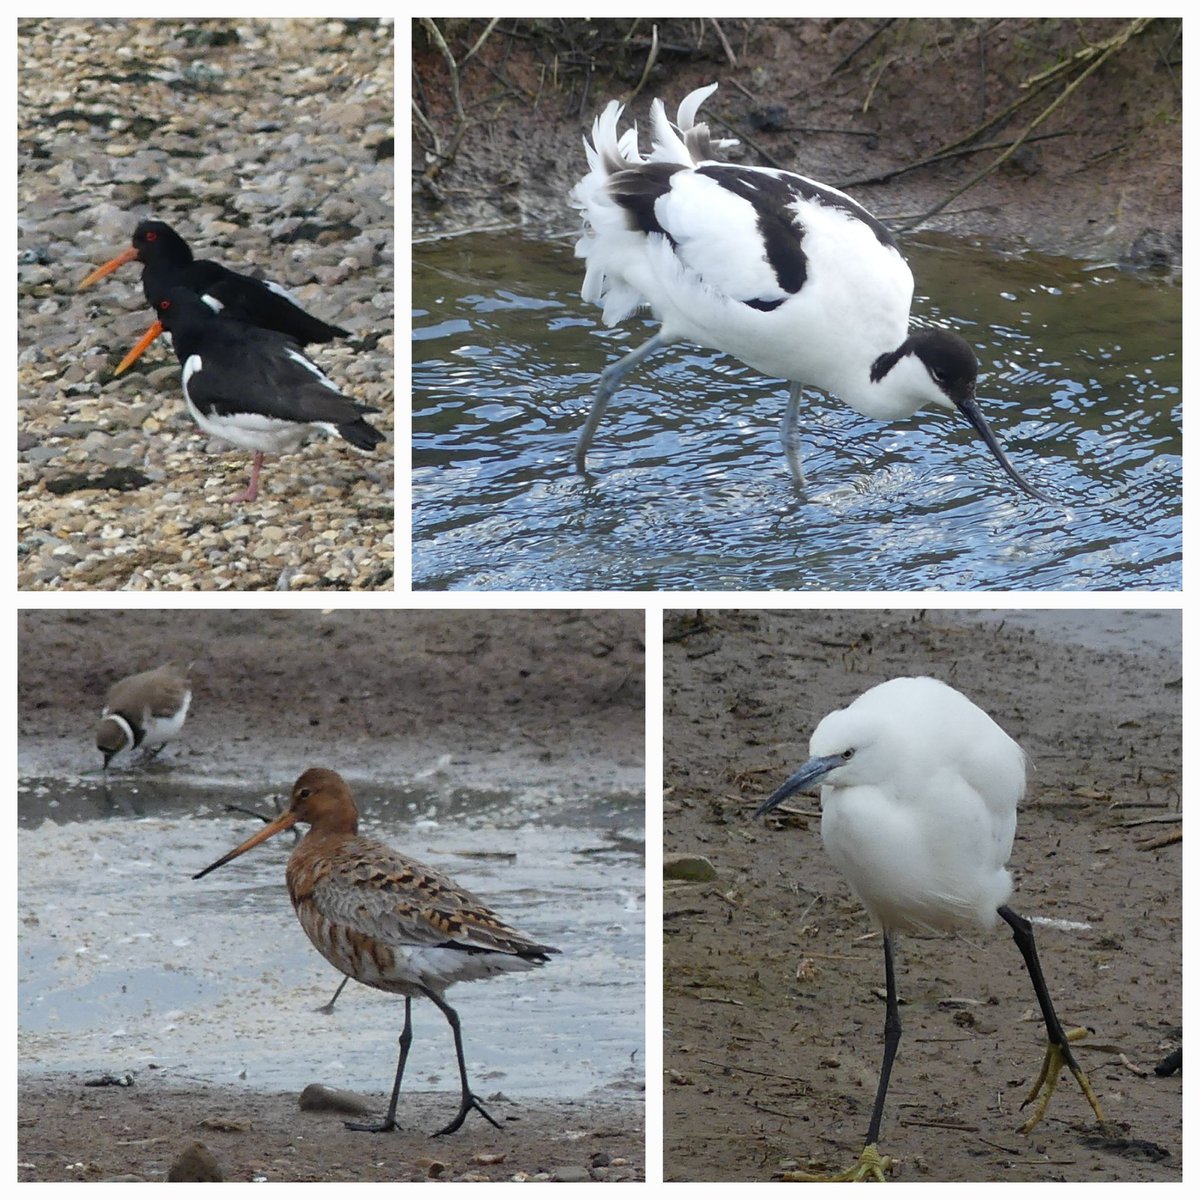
xmin=841 ymin=748 xmax=855 ymax=760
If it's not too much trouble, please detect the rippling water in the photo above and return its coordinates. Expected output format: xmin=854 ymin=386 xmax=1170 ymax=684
xmin=413 ymin=234 xmax=1180 ymax=591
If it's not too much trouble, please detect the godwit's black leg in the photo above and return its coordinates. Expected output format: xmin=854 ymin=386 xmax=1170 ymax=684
xmin=423 ymin=986 xmax=502 ymax=1136
xmin=345 ymin=995 xmax=413 ymax=1133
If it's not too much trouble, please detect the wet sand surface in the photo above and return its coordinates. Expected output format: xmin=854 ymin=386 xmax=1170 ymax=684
xmin=18 ymin=609 xmax=646 ymax=1182
xmin=663 ymin=608 xmax=1180 ymax=1182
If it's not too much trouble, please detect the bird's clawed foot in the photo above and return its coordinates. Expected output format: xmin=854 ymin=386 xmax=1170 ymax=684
xmin=782 ymin=1143 xmax=893 ymax=1183
xmin=344 ymin=1116 xmax=398 ymax=1134
xmin=1019 ymin=1026 xmax=1108 ymax=1135
xmin=433 ymin=1092 xmax=502 ymax=1138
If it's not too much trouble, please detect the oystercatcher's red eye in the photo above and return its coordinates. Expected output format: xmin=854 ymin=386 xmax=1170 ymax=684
xmin=160 ymin=299 xmax=172 ymax=311
xmin=145 ymin=231 xmax=157 ymax=242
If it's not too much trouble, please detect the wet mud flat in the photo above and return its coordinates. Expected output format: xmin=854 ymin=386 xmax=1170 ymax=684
xmin=18 ymin=1075 xmax=644 ymax=1182
xmin=663 ymin=608 xmax=1180 ymax=1182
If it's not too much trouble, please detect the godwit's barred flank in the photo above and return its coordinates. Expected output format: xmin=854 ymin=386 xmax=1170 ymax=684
xmin=144 ymin=288 xmax=384 ymax=503
xmin=753 ymin=678 xmax=1109 ymax=1181
xmin=78 ymin=218 xmax=349 ymax=374
xmin=194 ymin=768 xmax=558 ymax=1136
xmin=571 ymin=83 xmax=1050 ymax=500
xmin=95 ymin=662 xmax=191 ymax=771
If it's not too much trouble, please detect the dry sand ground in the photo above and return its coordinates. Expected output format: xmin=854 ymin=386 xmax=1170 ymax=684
xmin=663 ymin=609 xmax=1180 ymax=1182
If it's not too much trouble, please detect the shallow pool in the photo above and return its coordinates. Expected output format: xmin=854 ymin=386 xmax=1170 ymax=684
xmin=413 ymin=234 xmax=1180 ymax=591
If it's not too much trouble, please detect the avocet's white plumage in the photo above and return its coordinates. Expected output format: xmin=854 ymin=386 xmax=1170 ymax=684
xmin=571 ymin=83 xmax=1048 ymax=499
xmin=754 ymin=677 xmax=1107 ymax=1180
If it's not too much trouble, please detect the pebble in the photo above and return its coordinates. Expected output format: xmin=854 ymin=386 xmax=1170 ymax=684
xmin=18 ymin=17 xmax=395 ymax=592
xmin=166 ymin=1141 xmax=223 ymax=1183
xmin=297 ymin=1082 xmax=373 ymax=1115
xmin=663 ymin=853 xmax=718 ymax=882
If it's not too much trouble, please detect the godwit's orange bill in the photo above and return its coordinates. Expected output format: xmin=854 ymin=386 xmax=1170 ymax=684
xmin=194 ymin=767 xmax=559 ymax=1136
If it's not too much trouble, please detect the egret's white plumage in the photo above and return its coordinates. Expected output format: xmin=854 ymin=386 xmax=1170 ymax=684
xmin=571 ymin=83 xmax=1049 ymax=499
xmin=806 ymin=676 xmax=1021 ymax=932
xmin=755 ymin=675 xmax=1108 ymax=1181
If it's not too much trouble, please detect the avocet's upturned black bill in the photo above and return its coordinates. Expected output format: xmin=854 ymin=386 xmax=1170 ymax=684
xmin=571 ymin=83 xmax=1049 ymax=500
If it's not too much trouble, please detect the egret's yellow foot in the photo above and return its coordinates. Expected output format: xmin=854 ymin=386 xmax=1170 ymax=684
xmin=1019 ymin=1026 xmax=1106 ymax=1134
xmin=782 ymin=1143 xmax=892 ymax=1182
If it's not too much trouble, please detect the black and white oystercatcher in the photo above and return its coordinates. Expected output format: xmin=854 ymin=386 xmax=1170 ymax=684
xmin=79 ymin=219 xmax=350 ymax=373
xmin=148 ymin=287 xmax=385 ymax=502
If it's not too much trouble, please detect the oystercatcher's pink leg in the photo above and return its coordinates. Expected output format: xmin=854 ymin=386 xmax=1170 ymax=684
xmin=232 ymin=452 xmax=264 ymax=503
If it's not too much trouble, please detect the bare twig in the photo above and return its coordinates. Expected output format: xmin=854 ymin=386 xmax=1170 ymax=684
xmin=831 ymin=18 xmax=896 ymax=77
xmin=838 ymin=130 xmax=1071 ymax=189
xmin=628 ymin=23 xmax=660 ymax=104
xmin=460 ymin=17 xmax=499 ymax=67
xmin=710 ymin=18 xmax=737 ymax=67
xmin=1137 ymin=828 xmax=1182 ymax=851
xmin=417 ymin=19 xmax=475 ymax=180
xmin=900 ymin=17 xmax=1152 ymax=230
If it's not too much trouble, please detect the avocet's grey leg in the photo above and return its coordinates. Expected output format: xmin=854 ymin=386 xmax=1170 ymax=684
xmin=575 ymin=333 xmax=667 ymax=473
xmin=781 ymin=381 xmax=807 ymax=490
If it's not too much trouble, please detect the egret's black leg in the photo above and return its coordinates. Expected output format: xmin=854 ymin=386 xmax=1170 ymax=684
xmin=575 ymin=332 xmax=666 ymax=473
xmin=997 ymin=903 xmax=1107 ymax=1131
xmin=345 ymin=996 xmax=413 ymax=1133
xmin=782 ymin=933 xmax=896 ymax=1181
xmin=423 ymin=986 xmax=502 ymax=1136
xmin=864 ymin=931 xmax=902 ymax=1147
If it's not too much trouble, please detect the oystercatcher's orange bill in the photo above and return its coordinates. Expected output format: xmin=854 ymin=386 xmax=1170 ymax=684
xmin=114 ymin=319 xmax=165 ymax=376
xmin=78 ymin=245 xmax=139 ymax=290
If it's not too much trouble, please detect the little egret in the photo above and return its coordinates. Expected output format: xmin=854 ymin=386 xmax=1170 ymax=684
xmin=571 ymin=83 xmax=1050 ymax=500
xmin=754 ymin=676 xmax=1107 ymax=1181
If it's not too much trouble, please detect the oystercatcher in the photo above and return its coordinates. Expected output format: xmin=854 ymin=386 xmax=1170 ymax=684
xmin=96 ymin=662 xmax=192 ymax=772
xmin=148 ymin=287 xmax=385 ymax=502
xmin=571 ymin=83 xmax=1050 ymax=500
xmin=79 ymin=219 xmax=350 ymax=374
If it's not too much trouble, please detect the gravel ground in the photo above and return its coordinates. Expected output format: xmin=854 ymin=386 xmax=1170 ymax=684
xmin=18 ymin=18 xmax=394 ymax=591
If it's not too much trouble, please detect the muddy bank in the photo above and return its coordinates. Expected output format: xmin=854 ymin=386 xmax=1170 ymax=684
xmin=17 ymin=608 xmax=645 ymax=791
xmin=413 ymin=18 xmax=1180 ymax=266
xmin=663 ymin=609 xmax=1180 ymax=1182
xmin=17 ymin=1076 xmax=643 ymax=1182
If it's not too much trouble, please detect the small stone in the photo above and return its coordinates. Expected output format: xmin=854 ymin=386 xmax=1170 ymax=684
xmin=166 ymin=1142 xmax=223 ymax=1182
xmin=552 ymin=1166 xmax=593 ymax=1183
xmin=663 ymin=853 xmax=717 ymax=882
xmin=297 ymin=1082 xmax=373 ymax=1115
